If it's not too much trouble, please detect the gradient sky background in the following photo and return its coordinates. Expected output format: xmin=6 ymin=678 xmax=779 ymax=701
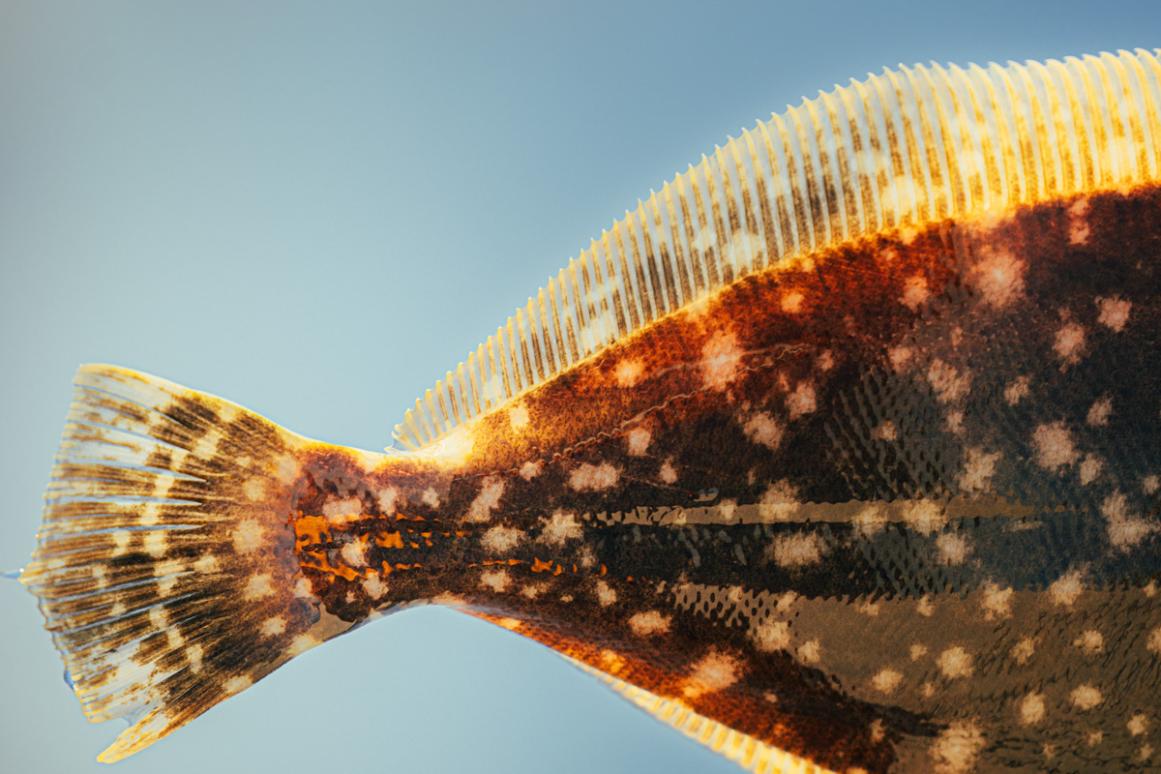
xmin=2 ymin=2 xmax=1159 ymax=772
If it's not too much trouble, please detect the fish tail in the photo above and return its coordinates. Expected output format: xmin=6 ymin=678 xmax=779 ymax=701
xmin=21 ymin=365 xmax=335 ymax=763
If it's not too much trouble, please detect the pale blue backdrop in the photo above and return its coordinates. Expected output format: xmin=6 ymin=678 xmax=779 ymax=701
xmin=2 ymin=2 xmax=1158 ymax=772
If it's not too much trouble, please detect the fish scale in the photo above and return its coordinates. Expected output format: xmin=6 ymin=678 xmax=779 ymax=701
xmin=19 ymin=49 xmax=1161 ymax=772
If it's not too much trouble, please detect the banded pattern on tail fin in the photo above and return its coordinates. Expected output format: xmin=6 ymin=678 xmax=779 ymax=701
xmin=21 ymin=366 xmax=341 ymax=762
xmin=392 ymin=48 xmax=1161 ymax=450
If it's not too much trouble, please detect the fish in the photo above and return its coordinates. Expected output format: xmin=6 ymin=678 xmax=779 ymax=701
xmin=19 ymin=48 xmax=1161 ymax=773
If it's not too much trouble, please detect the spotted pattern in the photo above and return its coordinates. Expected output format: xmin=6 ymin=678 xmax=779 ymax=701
xmin=25 ymin=129 xmax=1161 ymax=774
xmin=269 ymin=186 xmax=1160 ymax=772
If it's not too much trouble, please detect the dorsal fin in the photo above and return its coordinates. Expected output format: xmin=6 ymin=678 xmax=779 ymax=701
xmin=391 ymin=49 xmax=1161 ymax=450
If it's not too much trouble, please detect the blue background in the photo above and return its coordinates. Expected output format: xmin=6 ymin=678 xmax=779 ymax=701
xmin=2 ymin=2 xmax=1158 ymax=772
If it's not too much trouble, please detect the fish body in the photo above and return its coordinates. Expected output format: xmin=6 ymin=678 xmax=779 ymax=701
xmin=21 ymin=50 xmax=1161 ymax=772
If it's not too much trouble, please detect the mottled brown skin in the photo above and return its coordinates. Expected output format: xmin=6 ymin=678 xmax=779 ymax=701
xmin=288 ymin=185 xmax=1161 ymax=772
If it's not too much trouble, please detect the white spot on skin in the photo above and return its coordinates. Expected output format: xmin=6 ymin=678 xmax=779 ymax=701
xmin=910 ymin=644 xmax=928 ymax=661
xmin=901 ymin=275 xmax=930 ymax=310
xmin=376 ymin=486 xmax=399 ymax=515
xmin=322 ymin=496 xmax=363 ymax=522
xmin=1050 ymin=570 xmax=1084 ymax=607
xmin=508 ymin=403 xmax=530 ymax=432
xmin=1102 ymin=490 xmax=1158 ymax=550
xmin=1074 ymin=629 xmax=1104 ymax=655
xmin=981 ymin=583 xmax=1014 ymax=620
xmin=1147 ymin=625 xmax=1161 ymax=656
xmin=797 ymin=639 xmax=822 ymax=664
xmin=1087 ymin=396 xmax=1113 ymax=427
xmin=421 ymin=488 xmax=441 ymax=508
xmin=1005 ymin=375 xmax=1031 ymax=405
xmin=1053 ymin=321 xmax=1086 ymax=365
xmin=1143 ymin=475 xmax=1160 ymax=495
xmin=945 ymin=410 xmax=964 ymax=436
xmin=628 ymin=610 xmax=671 ymax=637
xmin=936 ymin=533 xmax=970 ymax=565
xmin=261 ymin=617 xmax=287 ymax=637
xmin=520 ymin=582 xmax=548 ymax=600
xmin=1019 ymin=693 xmax=1046 ymax=725
xmin=938 ymin=646 xmax=974 ymax=679
xmin=903 ymin=500 xmax=947 ymax=536
xmin=340 ymin=540 xmax=367 ymax=568
xmin=781 ymin=382 xmax=817 ymax=425
xmin=758 ymin=480 xmax=799 ymax=521
xmin=148 ymin=606 xmax=168 ymax=632
xmin=1096 ymin=296 xmax=1131 ymax=332
xmin=888 ymin=346 xmax=913 ymax=372
xmin=293 ymin=577 xmax=314 ymax=599
xmin=750 ymin=619 xmax=791 ymax=653
xmin=614 ymin=358 xmax=645 ymax=387
xmin=243 ymin=573 xmax=274 ymax=600
xmin=626 ymin=426 xmax=652 ymax=456
xmin=519 ymin=460 xmax=542 ymax=480
xmin=1032 ymin=422 xmax=1078 ymax=470
xmin=958 ymin=448 xmax=1001 ymax=494
xmin=362 ymin=572 xmax=387 ymax=600
xmin=871 ymin=668 xmax=903 ymax=694
xmin=568 ymin=462 xmax=620 ymax=491
xmin=917 ymin=596 xmax=935 ymax=617
xmin=871 ymin=421 xmax=897 ymax=441
xmin=1128 ymin=713 xmax=1149 ymax=736
xmin=853 ymin=504 xmax=887 ymax=538
xmin=1070 ymin=684 xmax=1103 ymax=711
xmin=930 ymin=720 xmax=985 ymax=774
xmin=1086 ymin=730 xmax=1103 ymax=747
xmin=481 ymin=524 xmax=522 ymax=554
xmin=479 ymin=569 xmax=512 ymax=593
xmin=658 ymin=460 xmax=678 ymax=484
xmin=780 ymin=291 xmax=805 ymax=314
xmin=539 ymin=510 xmax=582 ymax=547
xmin=700 ymin=330 xmax=743 ymax=391
xmin=594 ymin=580 xmax=617 ymax=607
xmin=186 ymin=644 xmax=204 ymax=673
xmin=742 ymin=412 xmax=784 ymax=450
xmin=771 ymin=533 xmax=826 ymax=568
xmin=233 ymin=520 xmax=264 ymax=554
xmin=682 ymin=650 xmax=742 ymax=699
xmin=1011 ymin=637 xmax=1036 ymax=665
xmin=1068 ymin=197 xmax=1091 ymax=244
xmin=143 ymin=531 xmax=168 ymax=558
xmin=968 ymin=248 xmax=1026 ymax=309
xmin=1079 ymin=454 xmax=1104 ymax=486
xmin=927 ymin=359 xmax=972 ymax=403
xmin=465 ymin=477 xmax=505 ymax=523
xmin=242 ymin=477 xmax=267 ymax=502
xmin=274 ymin=453 xmax=300 ymax=485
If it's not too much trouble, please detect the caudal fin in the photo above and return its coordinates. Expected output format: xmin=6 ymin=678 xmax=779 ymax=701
xmin=21 ymin=365 xmax=345 ymax=762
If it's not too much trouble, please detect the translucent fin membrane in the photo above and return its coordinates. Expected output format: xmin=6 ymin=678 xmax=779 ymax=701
xmin=392 ymin=48 xmax=1161 ymax=450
